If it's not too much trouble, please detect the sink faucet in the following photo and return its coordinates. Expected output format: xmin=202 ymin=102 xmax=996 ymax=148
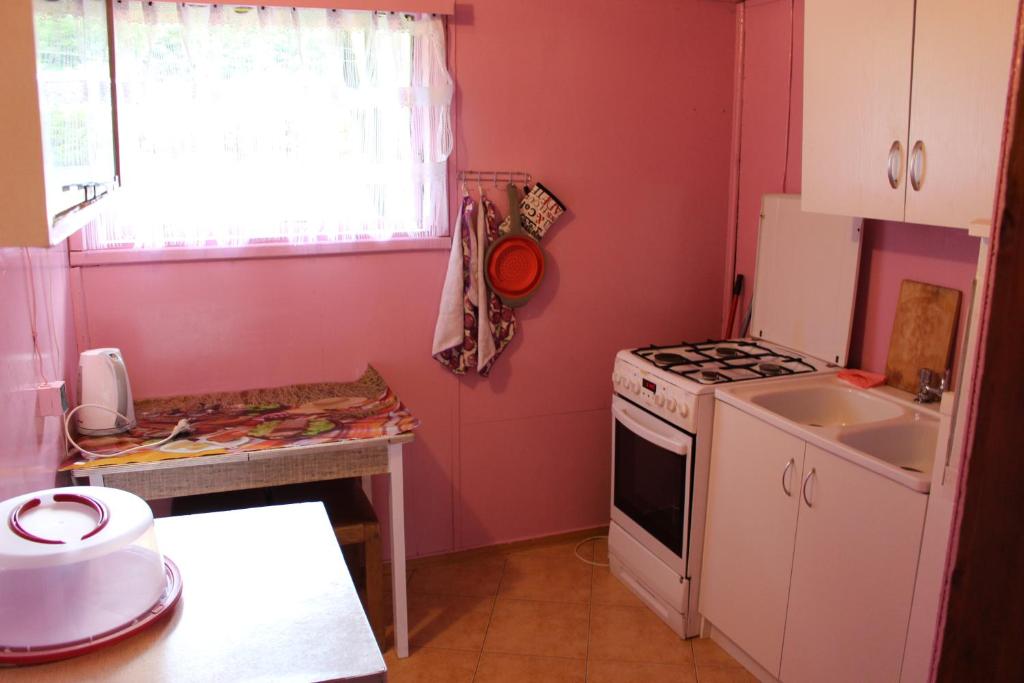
xmin=915 ymin=368 xmax=948 ymax=403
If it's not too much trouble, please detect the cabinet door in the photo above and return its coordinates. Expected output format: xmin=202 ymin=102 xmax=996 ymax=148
xmin=699 ymin=403 xmax=805 ymax=677
xmin=802 ymin=0 xmax=915 ymax=221
xmin=904 ymin=0 xmax=1017 ymax=229
xmin=780 ymin=445 xmax=927 ymax=683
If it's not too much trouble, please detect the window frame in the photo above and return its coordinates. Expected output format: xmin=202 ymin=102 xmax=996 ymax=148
xmin=69 ymin=0 xmax=456 ymax=265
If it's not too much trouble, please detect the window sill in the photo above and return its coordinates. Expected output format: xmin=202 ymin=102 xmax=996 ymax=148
xmin=68 ymin=237 xmax=453 ymax=267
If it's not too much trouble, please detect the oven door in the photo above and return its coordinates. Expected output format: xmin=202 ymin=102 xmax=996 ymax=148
xmin=610 ymin=394 xmax=693 ymax=575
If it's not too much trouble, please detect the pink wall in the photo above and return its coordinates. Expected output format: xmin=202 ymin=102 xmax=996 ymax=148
xmin=75 ymin=0 xmax=738 ymax=557
xmin=729 ymin=0 xmax=981 ymax=377
xmin=0 ymin=243 xmax=77 ymax=501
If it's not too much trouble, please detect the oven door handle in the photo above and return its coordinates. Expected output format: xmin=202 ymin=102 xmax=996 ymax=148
xmin=613 ymin=400 xmax=689 ymax=456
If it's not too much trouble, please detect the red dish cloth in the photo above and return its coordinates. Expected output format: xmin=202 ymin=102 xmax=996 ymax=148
xmin=837 ymin=369 xmax=886 ymax=389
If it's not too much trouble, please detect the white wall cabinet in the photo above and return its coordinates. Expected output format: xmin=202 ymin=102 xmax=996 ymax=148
xmin=0 ymin=0 xmax=116 ymax=248
xmin=802 ymin=0 xmax=1016 ymax=229
xmin=700 ymin=403 xmax=927 ymax=682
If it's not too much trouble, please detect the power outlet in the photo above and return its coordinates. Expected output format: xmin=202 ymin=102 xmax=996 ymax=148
xmin=36 ymin=381 xmax=68 ymax=417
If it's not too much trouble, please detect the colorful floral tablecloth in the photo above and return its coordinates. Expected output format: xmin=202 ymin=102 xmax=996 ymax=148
xmin=61 ymin=366 xmax=418 ymax=470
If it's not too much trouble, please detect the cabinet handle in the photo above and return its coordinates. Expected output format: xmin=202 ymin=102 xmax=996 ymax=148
xmin=781 ymin=458 xmax=795 ymax=496
xmin=801 ymin=468 xmax=816 ymax=507
xmin=887 ymin=140 xmax=902 ymax=189
xmin=910 ymin=140 xmax=925 ymax=191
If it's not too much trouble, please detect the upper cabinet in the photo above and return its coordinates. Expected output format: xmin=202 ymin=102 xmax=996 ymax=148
xmin=1 ymin=0 xmax=117 ymax=248
xmin=802 ymin=0 xmax=1017 ymax=229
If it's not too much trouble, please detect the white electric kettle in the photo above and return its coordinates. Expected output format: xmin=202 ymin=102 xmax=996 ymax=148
xmin=76 ymin=348 xmax=136 ymax=435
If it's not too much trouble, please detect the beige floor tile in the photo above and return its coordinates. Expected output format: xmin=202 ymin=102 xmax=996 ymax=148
xmin=408 ymin=557 xmax=506 ymax=597
xmin=499 ymin=555 xmax=593 ymax=604
xmin=405 ymin=593 xmax=494 ymax=651
xmin=587 ymin=659 xmax=698 ymax=683
xmin=508 ymin=538 xmax=594 ymax=562
xmin=382 ymin=646 xmax=478 ymax=683
xmin=589 ymin=604 xmax=694 ymax=666
xmin=474 ymin=652 xmax=586 ymax=682
xmin=695 ymin=665 xmax=759 ymax=683
xmin=691 ymin=638 xmax=757 ymax=683
xmin=691 ymin=638 xmax=741 ymax=668
xmin=593 ymin=537 xmax=609 ymax=565
xmin=591 ymin=566 xmax=644 ymax=607
xmin=483 ymin=598 xmax=589 ymax=659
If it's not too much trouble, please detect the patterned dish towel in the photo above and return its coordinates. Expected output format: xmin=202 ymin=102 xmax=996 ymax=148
xmin=433 ymin=193 xmax=516 ymax=375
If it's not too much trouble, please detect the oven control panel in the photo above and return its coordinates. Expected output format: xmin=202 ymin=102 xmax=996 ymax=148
xmin=612 ymin=359 xmax=696 ymax=432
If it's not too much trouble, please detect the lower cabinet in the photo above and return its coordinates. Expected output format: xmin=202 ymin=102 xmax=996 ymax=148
xmin=700 ymin=402 xmax=928 ymax=682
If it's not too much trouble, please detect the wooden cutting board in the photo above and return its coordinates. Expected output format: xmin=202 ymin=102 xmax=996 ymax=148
xmin=885 ymin=280 xmax=962 ymax=393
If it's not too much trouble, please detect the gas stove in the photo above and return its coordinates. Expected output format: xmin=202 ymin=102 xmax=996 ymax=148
xmin=631 ymin=339 xmax=823 ymax=386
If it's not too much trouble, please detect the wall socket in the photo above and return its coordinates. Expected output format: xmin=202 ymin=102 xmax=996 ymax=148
xmin=37 ymin=381 xmax=68 ymax=417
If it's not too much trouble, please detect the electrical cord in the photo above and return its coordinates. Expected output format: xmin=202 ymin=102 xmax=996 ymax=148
xmin=574 ymin=535 xmax=610 ymax=567
xmin=64 ymin=403 xmax=192 ymax=460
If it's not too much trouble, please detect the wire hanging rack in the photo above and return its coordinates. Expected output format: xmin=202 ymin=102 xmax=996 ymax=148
xmin=457 ymin=170 xmax=533 ymax=187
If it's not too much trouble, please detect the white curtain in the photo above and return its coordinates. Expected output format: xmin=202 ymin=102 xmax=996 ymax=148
xmin=85 ymin=1 xmax=453 ymax=249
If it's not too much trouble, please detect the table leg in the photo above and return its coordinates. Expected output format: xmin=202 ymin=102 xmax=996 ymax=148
xmin=361 ymin=475 xmax=373 ymax=505
xmin=87 ymin=473 xmax=105 ymax=487
xmin=388 ymin=443 xmax=408 ymax=658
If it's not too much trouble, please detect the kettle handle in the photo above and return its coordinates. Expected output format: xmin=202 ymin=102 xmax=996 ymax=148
xmin=109 ymin=353 xmax=131 ymax=427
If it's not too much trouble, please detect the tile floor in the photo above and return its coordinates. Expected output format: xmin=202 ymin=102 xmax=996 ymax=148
xmin=377 ymin=536 xmax=756 ymax=682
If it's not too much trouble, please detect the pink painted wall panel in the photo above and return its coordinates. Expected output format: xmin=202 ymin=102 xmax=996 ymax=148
xmin=732 ymin=0 xmax=980 ymax=373
xmin=0 ymin=244 xmax=76 ymax=501
xmin=76 ymin=0 xmax=738 ymax=557
xmin=458 ymin=409 xmax=610 ymax=549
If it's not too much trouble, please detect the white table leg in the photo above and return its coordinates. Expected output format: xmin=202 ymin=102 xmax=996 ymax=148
xmin=388 ymin=443 xmax=408 ymax=658
xmin=87 ymin=473 xmax=105 ymax=487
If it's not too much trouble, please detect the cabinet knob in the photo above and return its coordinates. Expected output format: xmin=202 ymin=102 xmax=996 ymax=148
xmin=801 ymin=468 xmax=817 ymax=508
xmin=910 ymin=140 xmax=925 ymax=191
xmin=782 ymin=458 xmax=795 ymax=497
xmin=887 ymin=140 xmax=902 ymax=189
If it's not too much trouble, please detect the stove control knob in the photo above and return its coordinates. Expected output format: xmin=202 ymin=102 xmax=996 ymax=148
xmin=666 ymin=398 xmax=678 ymax=413
xmin=613 ymin=373 xmax=622 ymax=386
xmin=654 ymin=395 xmax=665 ymax=407
xmin=631 ymin=382 xmax=641 ymax=396
xmin=678 ymin=402 xmax=690 ymax=418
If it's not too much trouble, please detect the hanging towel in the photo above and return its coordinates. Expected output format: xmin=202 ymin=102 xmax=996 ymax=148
xmin=478 ymin=195 xmax=517 ymax=376
xmin=433 ymin=195 xmax=479 ymax=374
xmin=475 ymin=196 xmax=497 ymax=371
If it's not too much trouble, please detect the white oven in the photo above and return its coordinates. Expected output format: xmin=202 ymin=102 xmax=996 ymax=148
xmin=610 ymin=395 xmax=693 ymax=577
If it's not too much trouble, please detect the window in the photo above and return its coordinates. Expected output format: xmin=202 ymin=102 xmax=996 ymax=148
xmin=84 ymin=1 xmax=453 ymax=250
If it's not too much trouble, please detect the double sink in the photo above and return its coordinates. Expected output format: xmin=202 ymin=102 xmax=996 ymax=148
xmin=716 ymin=373 xmax=941 ymax=492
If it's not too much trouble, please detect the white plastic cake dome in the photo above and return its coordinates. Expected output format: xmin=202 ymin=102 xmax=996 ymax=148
xmin=0 ymin=486 xmax=181 ymax=665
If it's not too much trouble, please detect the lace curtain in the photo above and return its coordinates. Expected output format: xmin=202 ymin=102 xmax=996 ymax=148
xmin=84 ymin=1 xmax=453 ymax=249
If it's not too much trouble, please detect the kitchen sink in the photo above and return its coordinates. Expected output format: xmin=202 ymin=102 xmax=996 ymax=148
xmin=716 ymin=373 xmax=943 ymax=492
xmin=838 ymin=421 xmax=938 ymax=476
xmin=749 ymin=385 xmax=904 ymax=427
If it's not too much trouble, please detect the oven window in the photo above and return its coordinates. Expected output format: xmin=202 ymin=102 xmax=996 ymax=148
xmin=614 ymin=419 xmax=686 ymax=556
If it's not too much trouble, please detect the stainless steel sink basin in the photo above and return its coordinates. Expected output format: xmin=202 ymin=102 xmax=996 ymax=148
xmin=749 ymin=385 xmax=904 ymax=427
xmin=838 ymin=421 xmax=938 ymax=476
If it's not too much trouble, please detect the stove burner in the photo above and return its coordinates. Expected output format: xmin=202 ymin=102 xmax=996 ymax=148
xmin=700 ymin=370 xmax=725 ymax=382
xmin=758 ymin=362 xmax=786 ymax=376
xmin=714 ymin=347 xmax=741 ymax=357
xmin=654 ymin=353 xmax=688 ymax=365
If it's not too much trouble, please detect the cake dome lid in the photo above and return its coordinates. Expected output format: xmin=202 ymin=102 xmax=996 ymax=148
xmin=0 ymin=486 xmax=155 ymax=570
